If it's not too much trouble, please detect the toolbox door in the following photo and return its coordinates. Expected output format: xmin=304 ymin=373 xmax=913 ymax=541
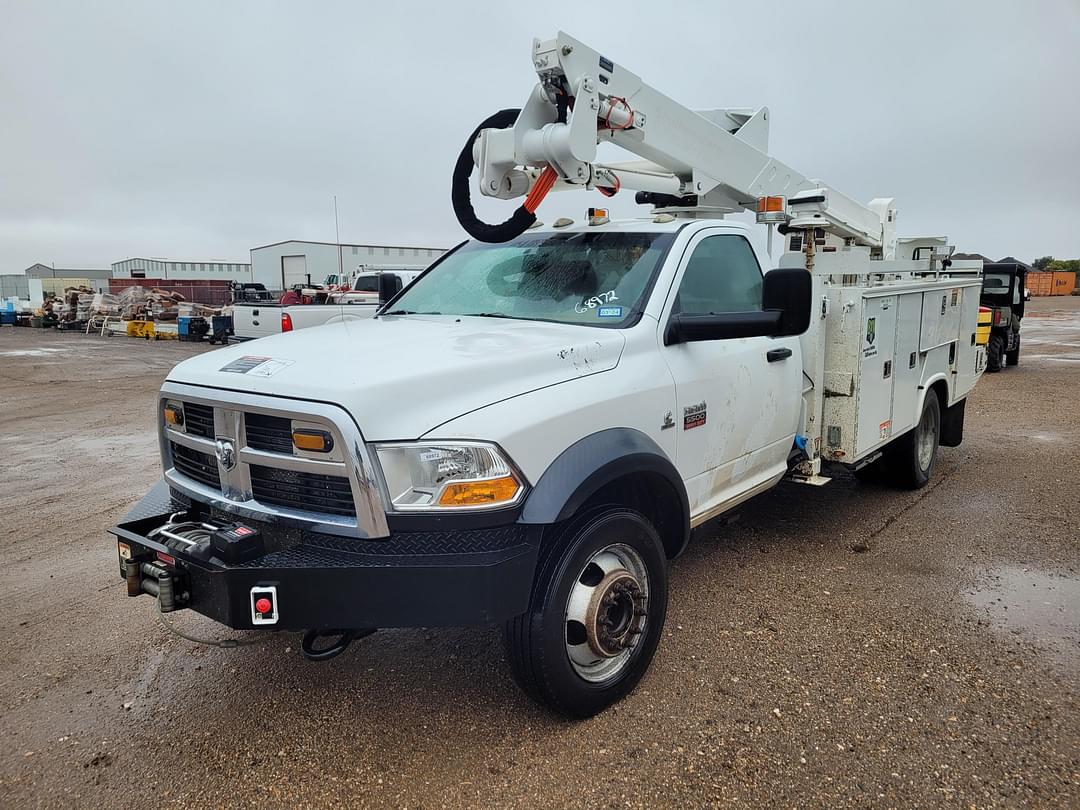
xmin=855 ymin=295 xmax=898 ymax=454
xmin=953 ymin=285 xmax=983 ymax=398
xmin=889 ymin=293 xmax=924 ymax=437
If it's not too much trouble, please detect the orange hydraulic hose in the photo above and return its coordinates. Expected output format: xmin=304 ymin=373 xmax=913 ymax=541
xmin=523 ymin=166 xmax=559 ymax=214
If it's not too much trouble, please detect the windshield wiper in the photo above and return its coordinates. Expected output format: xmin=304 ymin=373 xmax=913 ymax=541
xmin=460 ymin=312 xmax=514 ymax=319
xmin=382 ymin=309 xmax=441 ymax=316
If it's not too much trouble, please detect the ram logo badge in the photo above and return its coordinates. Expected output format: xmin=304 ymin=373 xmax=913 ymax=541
xmin=215 ymin=438 xmax=237 ymax=471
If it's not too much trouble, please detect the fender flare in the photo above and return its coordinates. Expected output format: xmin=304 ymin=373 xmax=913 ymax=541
xmin=920 ymin=372 xmax=951 ymax=412
xmin=519 ymin=428 xmax=690 ymax=555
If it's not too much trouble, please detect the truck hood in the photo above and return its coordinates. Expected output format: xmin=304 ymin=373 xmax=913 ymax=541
xmin=167 ymin=315 xmax=625 ymax=440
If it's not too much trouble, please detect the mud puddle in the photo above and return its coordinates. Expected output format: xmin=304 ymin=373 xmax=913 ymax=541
xmin=966 ymin=566 xmax=1080 ymax=666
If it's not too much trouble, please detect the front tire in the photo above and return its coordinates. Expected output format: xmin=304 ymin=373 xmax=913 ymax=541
xmin=504 ymin=508 xmax=668 ymax=718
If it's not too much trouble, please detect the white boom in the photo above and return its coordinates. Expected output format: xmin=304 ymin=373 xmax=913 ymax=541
xmin=474 ymin=31 xmax=897 ymax=257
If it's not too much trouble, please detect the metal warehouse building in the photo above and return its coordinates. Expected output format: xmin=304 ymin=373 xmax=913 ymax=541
xmin=22 ymin=263 xmax=112 ymax=305
xmin=111 ymin=257 xmax=252 ymax=281
xmin=249 ymin=240 xmax=446 ymax=290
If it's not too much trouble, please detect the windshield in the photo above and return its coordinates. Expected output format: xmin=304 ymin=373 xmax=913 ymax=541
xmin=982 ymin=272 xmax=1012 ymax=295
xmin=383 ymin=231 xmax=675 ymax=327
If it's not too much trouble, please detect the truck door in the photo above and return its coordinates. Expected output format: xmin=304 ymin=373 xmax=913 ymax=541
xmin=660 ymin=231 xmax=801 ymax=519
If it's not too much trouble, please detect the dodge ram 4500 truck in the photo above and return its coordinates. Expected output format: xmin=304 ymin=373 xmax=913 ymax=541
xmin=111 ymin=32 xmax=986 ymax=717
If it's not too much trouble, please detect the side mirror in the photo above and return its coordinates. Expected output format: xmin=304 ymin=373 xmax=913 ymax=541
xmin=664 ymin=267 xmax=812 ymax=345
xmin=665 ymin=311 xmax=781 ymax=344
xmin=762 ymin=266 xmax=811 ymax=336
xmin=378 ymin=272 xmax=403 ymax=305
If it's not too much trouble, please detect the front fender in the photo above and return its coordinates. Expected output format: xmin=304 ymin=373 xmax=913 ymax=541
xmin=519 ymin=428 xmax=690 ymax=554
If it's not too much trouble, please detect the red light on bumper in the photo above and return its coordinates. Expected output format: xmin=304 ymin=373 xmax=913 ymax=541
xmin=255 ymin=597 xmax=272 ymax=614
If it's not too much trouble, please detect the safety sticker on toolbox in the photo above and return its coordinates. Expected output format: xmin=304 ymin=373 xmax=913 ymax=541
xmin=220 ymin=356 xmax=294 ymax=376
xmin=879 ymin=420 xmax=892 ymax=440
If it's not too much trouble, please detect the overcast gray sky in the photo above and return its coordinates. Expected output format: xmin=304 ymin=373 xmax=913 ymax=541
xmin=2 ymin=0 xmax=1078 ymax=272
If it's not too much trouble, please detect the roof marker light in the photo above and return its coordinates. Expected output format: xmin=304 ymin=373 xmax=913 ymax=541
xmin=756 ymin=196 xmax=790 ymax=224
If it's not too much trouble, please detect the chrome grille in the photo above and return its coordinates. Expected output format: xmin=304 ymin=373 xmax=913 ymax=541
xmin=159 ymin=381 xmax=389 ymax=539
xmin=245 ymin=413 xmax=293 ymax=454
xmin=169 ymin=441 xmax=221 ymax=489
xmin=183 ymin=402 xmax=215 ymax=439
xmin=249 ymin=465 xmax=355 ymax=517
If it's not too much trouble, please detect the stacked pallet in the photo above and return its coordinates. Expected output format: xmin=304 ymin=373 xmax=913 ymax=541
xmin=88 ymin=287 xmax=223 ymax=321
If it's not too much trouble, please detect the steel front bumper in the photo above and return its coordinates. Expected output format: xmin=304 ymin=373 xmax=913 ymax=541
xmin=109 ymin=481 xmax=540 ymax=631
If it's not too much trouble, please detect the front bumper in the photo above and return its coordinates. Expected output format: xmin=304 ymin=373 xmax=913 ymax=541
xmin=109 ymin=480 xmax=540 ymax=631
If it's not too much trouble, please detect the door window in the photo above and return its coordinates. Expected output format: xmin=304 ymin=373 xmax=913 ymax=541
xmin=672 ymin=235 xmax=762 ymax=315
xmin=353 ymin=275 xmax=379 ymax=293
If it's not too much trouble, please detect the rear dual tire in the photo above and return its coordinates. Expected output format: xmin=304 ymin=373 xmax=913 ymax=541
xmin=504 ymin=508 xmax=668 ymax=718
xmin=855 ymin=392 xmax=941 ymax=490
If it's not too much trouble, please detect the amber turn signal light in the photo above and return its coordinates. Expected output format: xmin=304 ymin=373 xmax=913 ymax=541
xmin=437 ymin=475 xmax=521 ymax=507
xmin=163 ymin=401 xmax=184 ymax=427
xmin=292 ymin=429 xmax=333 ymax=453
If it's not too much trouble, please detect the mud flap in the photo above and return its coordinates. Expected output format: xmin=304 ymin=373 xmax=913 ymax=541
xmin=940 ymin=398 xmax=966 ymax=447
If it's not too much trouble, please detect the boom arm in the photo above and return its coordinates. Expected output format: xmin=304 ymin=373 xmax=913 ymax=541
xmin=471 ymin=32 xmax=894 ymax=254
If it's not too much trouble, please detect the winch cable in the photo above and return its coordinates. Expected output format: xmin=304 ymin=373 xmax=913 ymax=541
xmin=451 ymin=108 xmax=559 ymax=243
xmin=155 ymin=600 xmax=272 ymax=649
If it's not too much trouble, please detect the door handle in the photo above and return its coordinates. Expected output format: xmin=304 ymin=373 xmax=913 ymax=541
xmin=766 ymin=347 xmax=792 ymax=362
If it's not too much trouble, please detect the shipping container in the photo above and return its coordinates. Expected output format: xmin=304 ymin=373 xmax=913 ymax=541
xmin=1026 ymin=271 xmax=1076 ymax=296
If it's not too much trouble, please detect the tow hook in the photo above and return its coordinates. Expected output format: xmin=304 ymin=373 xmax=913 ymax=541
xmin=300 ymin=628 xmax=376 ymax=661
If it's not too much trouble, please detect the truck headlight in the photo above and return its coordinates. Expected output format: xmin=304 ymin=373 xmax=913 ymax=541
xmin=375 ymin=442 xmax=524 ymax=511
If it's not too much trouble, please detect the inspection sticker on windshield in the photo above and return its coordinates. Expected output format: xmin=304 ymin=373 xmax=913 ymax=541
xmin=597 ymin=306 xmax=623 ymax=318
xmin=220 ymin=356 xmax=294 ymax=376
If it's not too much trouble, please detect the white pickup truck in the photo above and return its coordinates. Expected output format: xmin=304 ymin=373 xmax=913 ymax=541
xmin=231 ymin=269 xmax=421 ymax=341
xmin=109 ymin=33 xmax=987 ymax=717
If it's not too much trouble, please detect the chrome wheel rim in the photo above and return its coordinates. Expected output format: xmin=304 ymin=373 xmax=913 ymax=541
xmin=917 ymin=402 xmax=938 ymax=471
xmin=564 ymin=543 xmax=649 ymax=683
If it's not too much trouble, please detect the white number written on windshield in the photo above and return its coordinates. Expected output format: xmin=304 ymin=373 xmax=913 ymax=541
xmin=575 ymin=290 xmax=619 ymax=314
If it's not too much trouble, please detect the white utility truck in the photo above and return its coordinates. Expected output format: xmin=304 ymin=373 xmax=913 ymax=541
xmin=111 ymin=33 xmax=985 ymax=717
xmin=323 ymin=266 xmax=424 ymax=297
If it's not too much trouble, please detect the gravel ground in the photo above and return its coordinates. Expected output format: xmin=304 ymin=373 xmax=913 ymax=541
xmin=1 ymin=297 xmax=1077 ymax=808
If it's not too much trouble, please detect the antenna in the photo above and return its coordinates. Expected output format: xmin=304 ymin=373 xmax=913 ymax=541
xmin=334 ymin=195 xmax=343 ymax=278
